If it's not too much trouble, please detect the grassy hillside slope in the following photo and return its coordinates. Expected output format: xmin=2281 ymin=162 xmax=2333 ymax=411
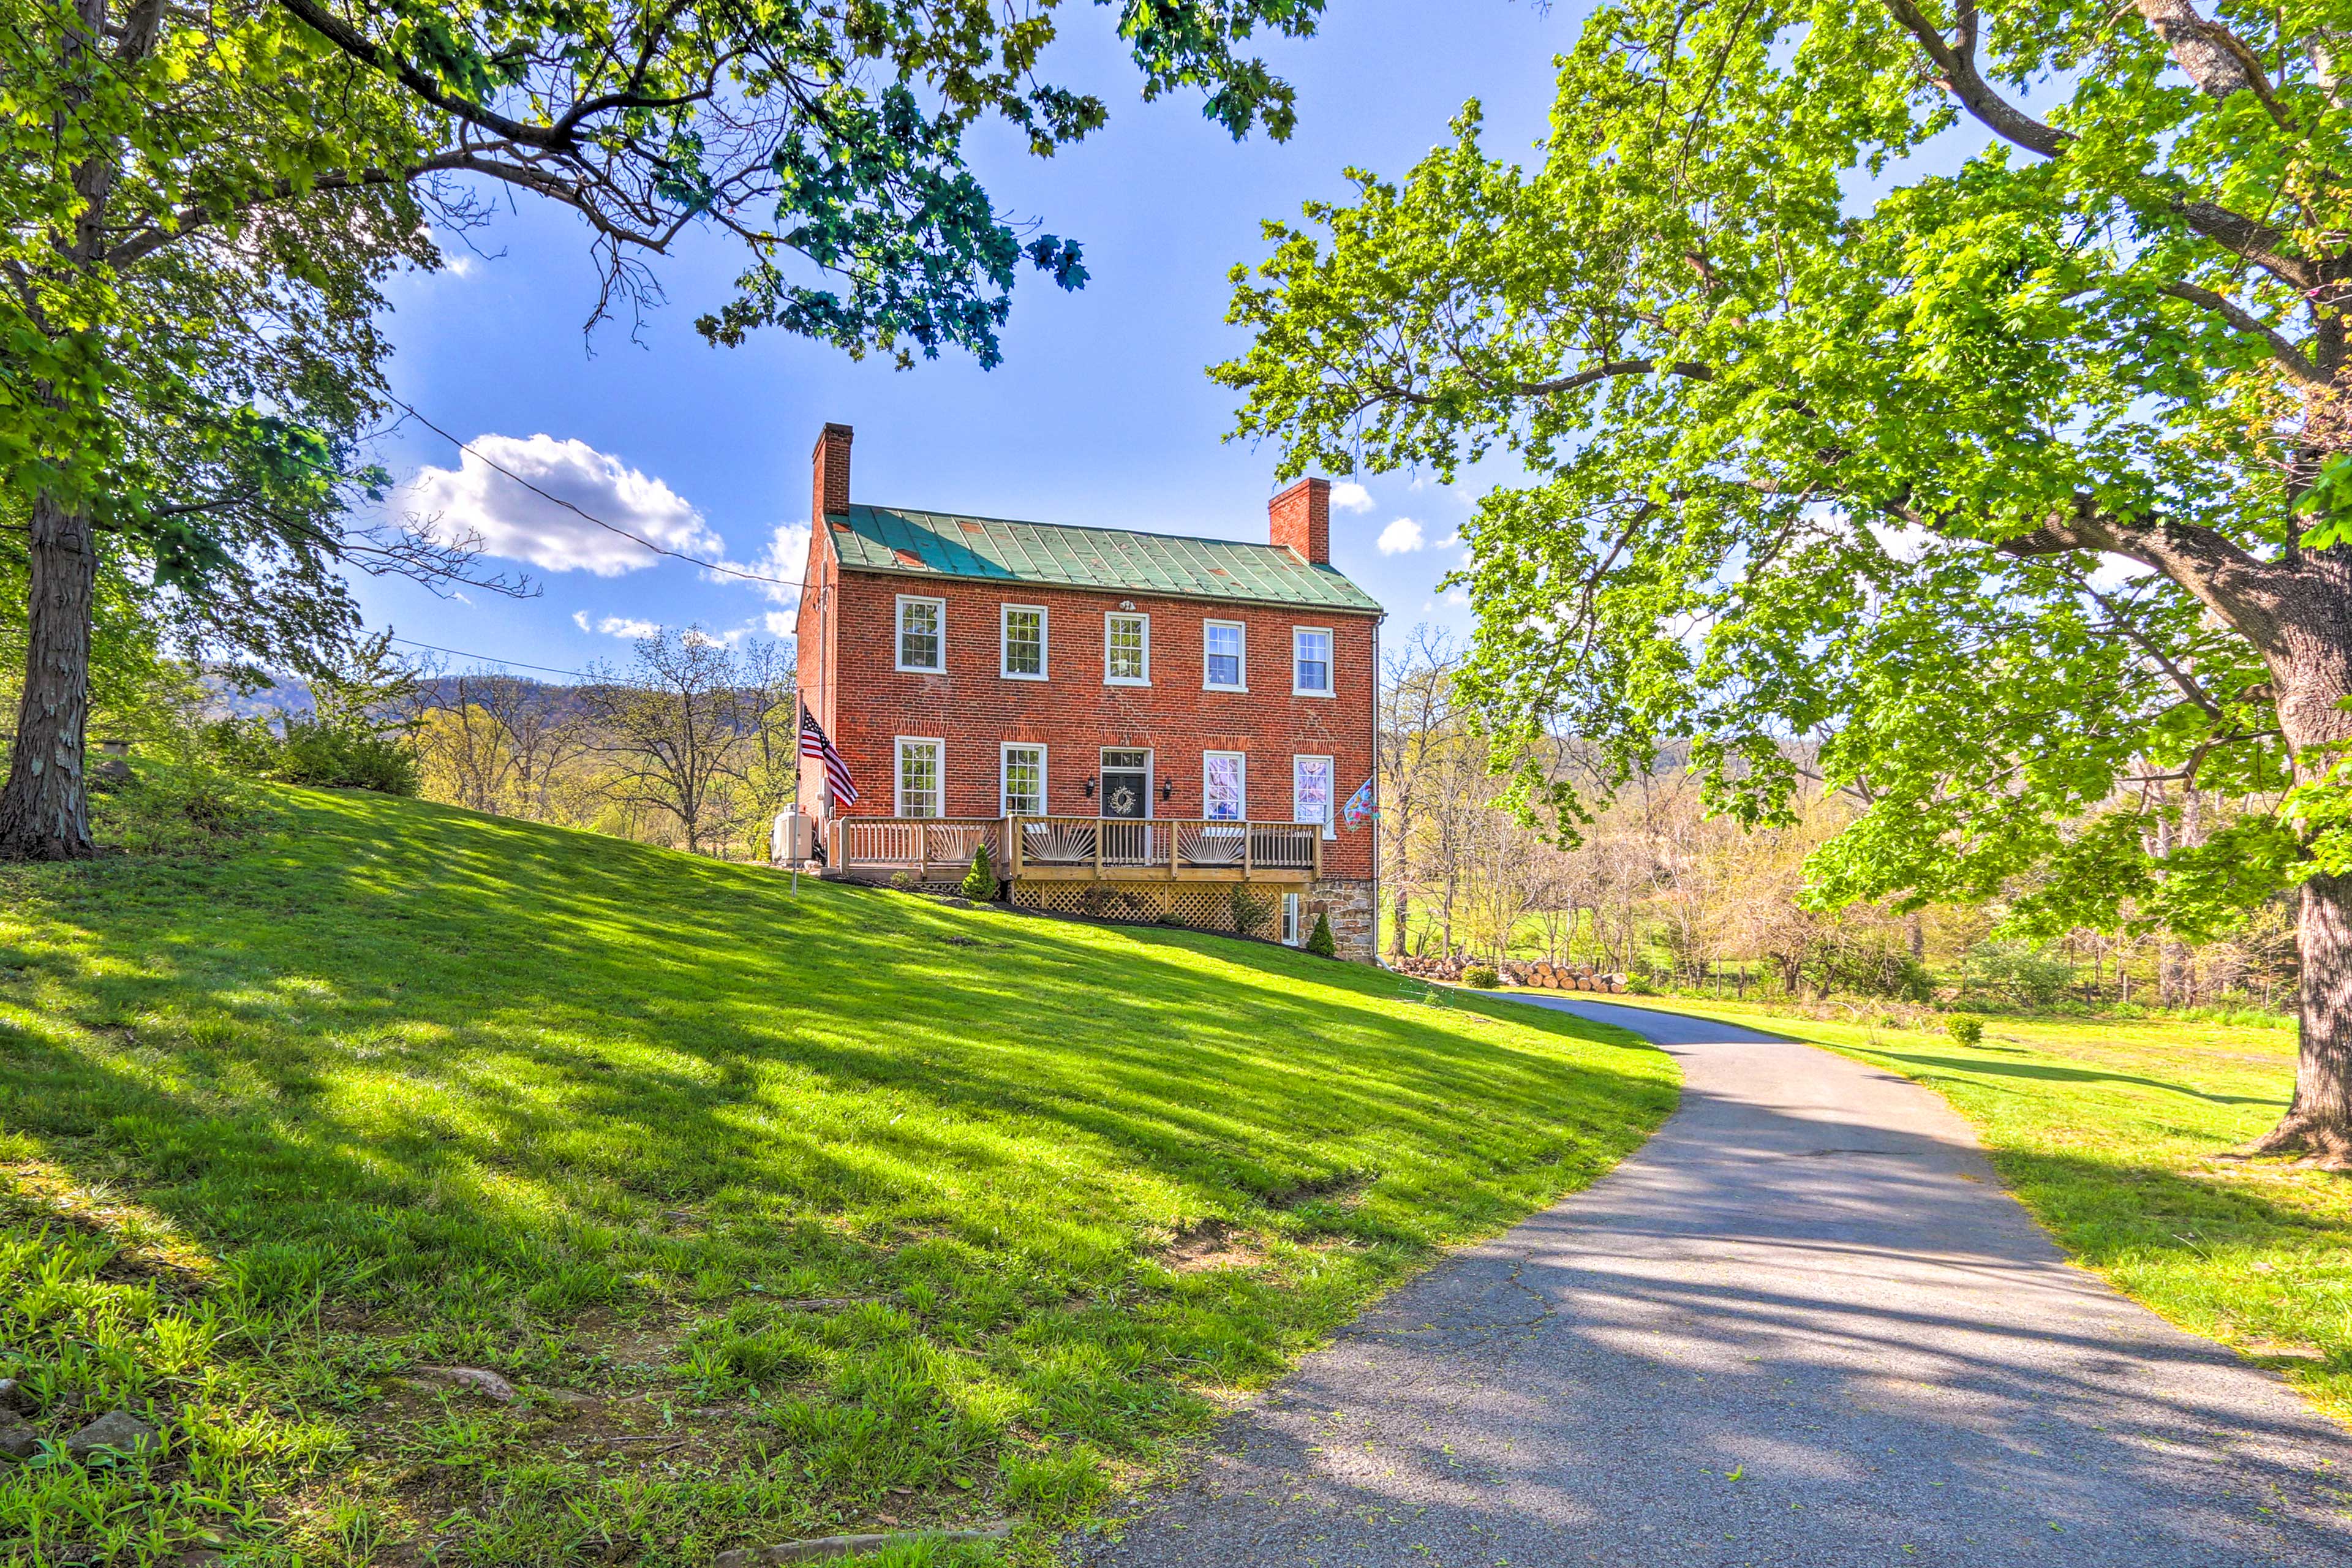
xmin=0 ymin=788 xmax=1674 ymax=1567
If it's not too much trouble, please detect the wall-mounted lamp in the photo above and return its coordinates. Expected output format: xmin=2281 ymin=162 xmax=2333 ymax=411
xmin=1158 ymin=777 xmax=1177 ymax=802
xmin=1081 ymin=775 xmax=1098 ymax=799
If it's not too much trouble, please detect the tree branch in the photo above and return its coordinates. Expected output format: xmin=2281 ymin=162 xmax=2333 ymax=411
xmin=105 ymin=156 xmax=472 ymax=266
xmin=2156 ymin=281 xmax=2323 ymax=384
xmin=1882 ymin=0 xmax=2069 ymax=159
xmin=1518 ymin=357 xmax=1717 ymax=396
xmin=268 ymin=0 xmax=695 ymax=153
xmin=1877 ymin=0 xmax=2317 ymax=288
xmin=1988 ymin=493 xmax=2296 ymax=654
xmin=2134 ymin=0 xmax=2296 ymax=127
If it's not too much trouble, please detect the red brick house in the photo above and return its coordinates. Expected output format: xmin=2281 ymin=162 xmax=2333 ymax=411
xmin=793 ymin=423 xmax=1383 ymax=959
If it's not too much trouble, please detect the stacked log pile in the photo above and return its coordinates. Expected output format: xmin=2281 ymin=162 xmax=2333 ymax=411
xmin=1386 ymin=956 xmax=1628 ymax=993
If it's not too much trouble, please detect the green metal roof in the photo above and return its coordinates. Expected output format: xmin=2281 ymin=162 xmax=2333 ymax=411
xmin=825 ymin=504 xmax=1383 ymax=614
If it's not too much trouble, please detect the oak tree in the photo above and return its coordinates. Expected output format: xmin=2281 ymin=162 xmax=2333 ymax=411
xmin=3 ymin=0 xmax=1329 ymax=858
xmin=1218 ymin=0 xmax=2352 ymax=1159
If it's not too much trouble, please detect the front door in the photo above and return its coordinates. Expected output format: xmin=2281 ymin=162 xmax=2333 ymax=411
xmin=1100 ymin=748 xmax=1151 ymax=820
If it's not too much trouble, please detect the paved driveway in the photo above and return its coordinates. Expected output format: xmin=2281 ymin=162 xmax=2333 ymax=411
xmin=1084 ymin=995 xmax=2352 ymax=1566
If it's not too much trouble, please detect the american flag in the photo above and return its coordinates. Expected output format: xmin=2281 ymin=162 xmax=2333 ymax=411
xmin=799 ymin=708 xmax=859 ymax=805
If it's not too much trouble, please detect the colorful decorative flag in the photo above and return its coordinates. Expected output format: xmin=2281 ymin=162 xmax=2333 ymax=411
xmin=799 ymin=709 xmax=859 ymax=805
xmin=1342 ymin=777 xmax=1375 ymax=828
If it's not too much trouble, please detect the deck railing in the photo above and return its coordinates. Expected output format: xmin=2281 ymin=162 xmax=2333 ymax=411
xmin=826 ymin=814 xmax=1322 ymax=882
xmin=829 ymin=817 xmax=1003 ymax=880
xmin=1006 ymin=815 xmax=1321 ymax=881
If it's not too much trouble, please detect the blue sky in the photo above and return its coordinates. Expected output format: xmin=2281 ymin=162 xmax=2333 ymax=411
xmin=358 ymin=1 xmax=1593 ymax=677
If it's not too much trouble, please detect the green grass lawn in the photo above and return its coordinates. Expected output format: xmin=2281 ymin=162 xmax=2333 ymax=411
xmin=1551 ymin=992 xmax=2352 ymax=1421
xmin=0 ymin=786 xmax=1675 ymax=1567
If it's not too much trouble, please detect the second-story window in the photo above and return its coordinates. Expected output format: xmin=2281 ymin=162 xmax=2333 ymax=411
xmin=1106 ymin=612 xmax=1150 ymax=684
xmin=1002 ymin=605 xmax=1046 ymax=679
xmin=1293 ymin=627 xmax=1333 ymax=696
xmin=897 ymin=596 xmax=944 ymax=672
xmin=1204 ymin=620 xmax=1246 ymax=690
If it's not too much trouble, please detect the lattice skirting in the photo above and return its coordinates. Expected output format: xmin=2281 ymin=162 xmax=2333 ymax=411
xmin=1012 ymin=879 xmax=1285 ymax=940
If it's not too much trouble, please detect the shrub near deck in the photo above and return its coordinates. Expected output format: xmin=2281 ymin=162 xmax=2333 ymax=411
xmin=0 ymin=788 xmax=1673 ymax=1566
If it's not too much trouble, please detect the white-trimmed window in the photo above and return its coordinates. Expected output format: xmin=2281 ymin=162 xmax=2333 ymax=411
xmin=1202 ymin=751 xmax=1246 ymax=821
xmin=1106 ymin=612 xmax=1150 ymax=685
xmin=1204 ymin=620 xmax=1246 ymax=691
xmin=1001 ymin=743 xmax=1046 ymax=817
xmin=1293 ymin=754 xmax=1335 ymax=840
xmin=1292 ymin=627 xmax=1333 ymax=696
xmin=1281 ymin=892 xmax=1302 ymax=946
xmin=896 ymin=737 xmax=943 ymax=818
xmin=897 ymin=596 xmax=945 ymax=673
xmin=1001 ymin=605 xmax=1046 ymax=679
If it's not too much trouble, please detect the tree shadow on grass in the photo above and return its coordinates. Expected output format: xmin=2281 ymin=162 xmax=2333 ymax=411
xmin=0 ymin=787 xmax=1676 ymax=1362
xmin=1868 ymin=1049 xmax=2285 ymax=1108
xmin=1091 ymin=1067 xmax=2352 ymax=1568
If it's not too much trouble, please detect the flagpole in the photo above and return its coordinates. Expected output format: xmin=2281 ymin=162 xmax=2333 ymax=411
xmin=790 ymin=687 xmax=802 ymax=895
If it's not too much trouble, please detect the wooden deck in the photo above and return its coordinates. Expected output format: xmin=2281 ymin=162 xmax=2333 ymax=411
xmin=830 ymin=815 xmax=1321 ymax=883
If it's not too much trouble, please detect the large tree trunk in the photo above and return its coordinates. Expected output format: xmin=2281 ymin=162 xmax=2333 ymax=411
xmin=0 ymin=494 xmax=100 ymax=861
xmin=1 ymin=2 xmax=115 ymax=863
xmin=2268 ymin=871 xmax=2352 ymax=1163
xmin=2252 ymin=549 xmax=2352 ymax=1162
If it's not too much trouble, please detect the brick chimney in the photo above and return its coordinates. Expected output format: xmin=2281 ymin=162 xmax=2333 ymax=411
xmin=812 ymin=422 xmax=853 ymax=522
xmin=1269 ymin=477 xmax=1330 ymax=565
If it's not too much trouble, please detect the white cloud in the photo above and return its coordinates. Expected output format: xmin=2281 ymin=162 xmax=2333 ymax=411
xmin=707 ymin=521 xmax=810 ymax=608
xmin=764 ymin=612 xmax=796 ymax=637
xmin=1443 ymin=587 xmax=1471 ymax=608
xmin=1330 ymin=481 xmax=1375 ymax=514
xmin=573 ymin=611 xmax=662 ymax=639
xmin=1377 ymin=516 xmax=1427 ymax=554
xmin=1436 ymin=532 xmax=1463 ymax=550
xmin=402 ymin=434 xmax=721 ymax=576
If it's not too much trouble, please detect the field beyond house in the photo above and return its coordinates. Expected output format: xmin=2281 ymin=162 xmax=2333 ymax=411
xmin=0 ymin=786 xmax=1674 ymax=1567
xmin=1550 ymin=993 xmax=2352 ymax=1421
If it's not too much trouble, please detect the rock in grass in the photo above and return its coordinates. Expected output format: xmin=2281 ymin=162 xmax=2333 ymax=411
xmin=0 ymin=1408 xmax=39 ymax=1461
xmin=712 ymin=1521 xmax=1014 ymax=1566
xmin=0 ymin=1378 xmax=28 ymax=1412
xmin=64 ymin=1411 xmax=159 ymax=1462
xmin=413 ymin=1366 xmax=518 ymax=1402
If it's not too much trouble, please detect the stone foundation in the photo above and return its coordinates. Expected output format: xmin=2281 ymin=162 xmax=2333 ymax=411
xmin=1305 ymin=877 xmax=1377 ymax=963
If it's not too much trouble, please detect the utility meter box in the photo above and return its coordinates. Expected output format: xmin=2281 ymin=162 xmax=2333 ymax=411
xmin=771 ymin=810 xmax=816 ymax=865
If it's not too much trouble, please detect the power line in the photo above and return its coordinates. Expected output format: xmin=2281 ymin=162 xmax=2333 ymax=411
xmin=387 ymin=395 xmax=801 ymax=590
xmin=388 ymin=635 xmax=594 ymax=680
